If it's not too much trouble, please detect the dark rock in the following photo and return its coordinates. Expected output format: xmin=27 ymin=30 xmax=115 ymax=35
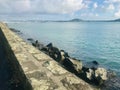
xmin=32 ymin=40 xmax=44 ymax=50
xmin=39 ymin=44 xmax=44 ymax=50
xmin=68 ymin=58 xmax=82 ymax=73
xmin=27 ymin=38 xmax=34 ymax=42
xmin=10 ymin=28 xmax=22 ymax=35
xmin=60 ymin=50 xmax=69 ymax=57
xmin=59 ymin=50 xmax=69 ymax=64
xmin=32 ymin=40 xmax=39 ymax=47
xmin=62 ymin=58 xmax=77 ymax=73
xmin=10 ymin=28 xmax=20 ymax=32
xmin=83 ymin=61 xmax=99 ymax=71
xmin=92 ymin=61 xmax=99 ymax=65
xmin=41 ymin=47 xmax=49 ymax=53
xmin=61 ymin=57 xmax=82 ymax=74
xmin=41 ymin=43 xmax=63 ymax=62
xmin=48 ymin=46 xmax=61 ymax=61
xmin=46 ymin=43 xmax=53 ymax=48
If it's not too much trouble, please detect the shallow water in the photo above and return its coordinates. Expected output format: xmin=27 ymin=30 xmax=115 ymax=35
xmin=8 ymin=22 xmax=120 ymax=75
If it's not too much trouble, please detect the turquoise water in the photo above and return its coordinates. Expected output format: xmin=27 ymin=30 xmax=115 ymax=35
xmin=8 ymin=22 xmax=120 ymax=75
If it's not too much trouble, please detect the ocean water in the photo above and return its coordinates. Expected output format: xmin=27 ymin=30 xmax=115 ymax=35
xmin=8 ymin=22 xmax=120 ymax=75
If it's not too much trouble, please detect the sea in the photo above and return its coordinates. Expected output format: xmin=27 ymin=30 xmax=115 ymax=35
xmin=7 ymin=21 xmax=120 ymax=76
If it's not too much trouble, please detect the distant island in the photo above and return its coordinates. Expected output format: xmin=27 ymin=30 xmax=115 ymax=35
xmin=55 ymin=18 xmax=120 ymax=22
xmin=7 ymin=18 xmax=120 ymax=23
xmin=112 ymin=18 xmax=120 ymax=22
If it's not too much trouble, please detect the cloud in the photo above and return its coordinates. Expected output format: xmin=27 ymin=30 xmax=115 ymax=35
xmin=0 ymin=0 xmax=84 ymax=14
xmin=104 ymin=0 xmax=120 ymax=3
xmin=0 ymin=0 xmax=31 ymax=13
xmin=82 ymin=0 xmax=92 ymax=9
xmin=107 ymin=4 xmax=115 ymax=10
xmin=110 ymin=0 xmax=120 ymax=2
xmin=114 ymin=10 xmax=120 ymax=17
xmin=93 ymin=2 xmax=98 ymax=9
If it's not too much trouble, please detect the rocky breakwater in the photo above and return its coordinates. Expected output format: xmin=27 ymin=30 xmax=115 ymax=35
xmin=29 ymin=39 xmax=117 ymax=87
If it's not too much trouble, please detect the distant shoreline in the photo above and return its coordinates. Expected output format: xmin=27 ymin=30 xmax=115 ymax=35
xmin=3 ymin=18 xmax=120 ymax=23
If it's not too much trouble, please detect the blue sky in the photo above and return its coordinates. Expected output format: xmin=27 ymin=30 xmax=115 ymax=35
xmin=0 ymin=0 xmax=120 ymax=20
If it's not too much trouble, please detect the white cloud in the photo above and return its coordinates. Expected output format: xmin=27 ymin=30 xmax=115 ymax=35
xmin=111 ymin=0 xmax=120 ymax=2
xmin=114 ymin=10 xmax=120 ymax=17
xmin=93 ymin=2 xmax=98 ymax=9
xmin=104 ymin=0 xmax=120 ymax=3
xmin=0 ymin=0 xmax=84 ymax=14
xmin=107 ymin=4 xmax=115 ymax=10
xmin=82 ymin=0 xmax=92 ymax=9
xmin=0 ymin=0 xmax=31 ymax=13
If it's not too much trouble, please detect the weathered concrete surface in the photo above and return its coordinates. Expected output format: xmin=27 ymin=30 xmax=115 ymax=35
xmin=0 ymin=23 xmax=98 ymax=90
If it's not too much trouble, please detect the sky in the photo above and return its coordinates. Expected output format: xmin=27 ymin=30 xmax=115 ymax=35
xmin=0 ymin=0 xmax=120 ymax=20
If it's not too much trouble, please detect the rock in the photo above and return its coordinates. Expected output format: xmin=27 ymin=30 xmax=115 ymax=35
xmin=46 ymin=43 xmax=53 ymax=48
xmin=10 ymin=28 xmax=22 ymax=34
xmin=39 ymin=44 xmax=44 ymax=50
xmin=69 ymin=58 xmax=82 ymax=73
xmin=92 ymin=61 xmax=99 ymax=65
xmin=32 ymin=40 xmax=39 ymax=47
xmin=41 ymin=43 xmax=53 ymax=54
xmin=82 ymin=67 xmax=108 ymax=85
xmin=59 ymin=50 xmax=69 ymax=64
xmin=86 ymin=69 xmax=94 ymax=80
xmin=95 ymin=68 xmax=107 ymax=81
xmin=82 ymin=62 xmax=107 ymax=85
xmin=32 ymin=40 xmax=44 ymax=49
xmin=47 ymin=45 xmax=61 ymax=62
xmin=27 ymin=38 xmax=34 ymax=42
xmin=62 ymin=58 xmax=77 ymax=73
xmin=41 ymin=43 xmax=59 ymax=58
xmin=10 ymin=28 xmax=20 ymax=32
xmin=41 ymin=47 xmax=49 ymax=54
xmin=81 ymin=60 xmax=99 ymax=80
xmin=94 ymin=68 xmax=108 ymax=85
xmin=83 ymin=61 xmax=99 ymax=71
xmin=60 ymin=50 xmax=69 ymax=57
xmin=61 ymin=57 xmax=82 ymax=74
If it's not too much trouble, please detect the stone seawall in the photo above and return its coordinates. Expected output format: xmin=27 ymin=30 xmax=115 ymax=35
xmin=0 ymin=23 xmax=97 ymax=90
xmin=0 ymin=23 xmax=32 ymax=90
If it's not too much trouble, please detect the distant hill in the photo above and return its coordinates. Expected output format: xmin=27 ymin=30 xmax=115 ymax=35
xmin=55 ymin=18 xmax=83 ymax=22
xmin=68 ymin=18 xmax=83 ymax=22
xmin=64 ymin=18 xmax=120 ymax=22
xmin=112 ymin=18 xmax=120 ymax=22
